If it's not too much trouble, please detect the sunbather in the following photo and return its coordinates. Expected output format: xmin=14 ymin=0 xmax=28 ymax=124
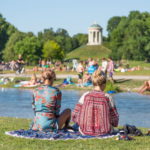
xmin=138 ymin=80 xmax=150 ymax=93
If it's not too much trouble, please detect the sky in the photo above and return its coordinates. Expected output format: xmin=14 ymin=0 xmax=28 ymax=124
xmin=1 ymin=0 xmax=150 ymax=37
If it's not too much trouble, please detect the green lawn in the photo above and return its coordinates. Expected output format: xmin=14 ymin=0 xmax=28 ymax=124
xmin=115 ymin=79 xmax=144 ymax=92
xmin=0 ymin=76 xmax=149 ymax=94
xmin=115 ymin=60 xmax=150 ymax=75
xmin=123 ymin=60 xmax=150 ymax=68
xmin=115 ymin=70 xmax=150 ymax=76
xmin=0 ymin=117 xmax=150 ymax=150
xmin=2 ymin=59 xmax=149 ymax=76
xmin=0 ymin=77 xmax=119 ymax=92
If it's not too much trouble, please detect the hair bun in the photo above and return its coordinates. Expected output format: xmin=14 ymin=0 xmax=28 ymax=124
xmin=92 ymin=70 xmax=106 ymax=86
xmin=42 ymin=70 xmax=56 ymax=81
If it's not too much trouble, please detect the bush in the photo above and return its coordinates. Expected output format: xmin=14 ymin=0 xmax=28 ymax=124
xmin=105 ymin=81 xmax=120 ymax=92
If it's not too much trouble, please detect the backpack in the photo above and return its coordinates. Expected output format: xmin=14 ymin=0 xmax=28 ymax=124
xmin=123 ymin=124 xmax=143 ymax=136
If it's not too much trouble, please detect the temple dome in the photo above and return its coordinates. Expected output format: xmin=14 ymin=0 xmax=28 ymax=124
xmin=90 ymin=23 xmax=102 ymax=29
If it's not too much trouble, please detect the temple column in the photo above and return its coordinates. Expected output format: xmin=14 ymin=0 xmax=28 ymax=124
xmin=87 ymin=23 xmax=102 ymax=45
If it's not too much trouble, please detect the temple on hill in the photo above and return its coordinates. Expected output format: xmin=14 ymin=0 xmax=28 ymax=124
xmin=87 ymin=23 xmax=102 ymax=45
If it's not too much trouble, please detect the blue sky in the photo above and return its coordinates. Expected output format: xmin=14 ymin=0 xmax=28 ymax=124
xmin=1 ymin=0 xmax=150 ymax=36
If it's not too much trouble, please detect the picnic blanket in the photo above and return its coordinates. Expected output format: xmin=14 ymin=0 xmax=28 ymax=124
xmin=5 ymin=129 xmax=118 ymax=140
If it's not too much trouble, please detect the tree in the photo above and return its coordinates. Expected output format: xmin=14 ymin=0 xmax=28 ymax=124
xmin=42 ymin=40 xmax=65 ymax=61
xmin=3 ymin=31 xmax=26 ymax=61
xmin=73 ymin=33 xmax=88 ymax=46
xmin=0 ymin=14 xmax=17 ymax=59
xmin=107 ymin=11 xmax=150 ymax=61
xmin=107 ymin=16 xmax=122 ymax=34
xmin=56 ymin=28 xmax=69 ymax=37
xmin=38 ymin=28 xmax=55 ymax=43
xmin=55 ymin=35 xmax=73 ymax=53
xmin=14 ymin=36 xmax=42 ymax=64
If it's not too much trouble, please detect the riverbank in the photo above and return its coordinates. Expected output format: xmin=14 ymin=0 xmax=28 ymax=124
xmin=0 ymin=75 xmax=148 ymax=94
xmin=0 ymin=117 xmax=150 ymax=150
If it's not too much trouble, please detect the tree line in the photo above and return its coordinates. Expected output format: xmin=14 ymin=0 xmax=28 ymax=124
xmin=0 ymin=10 xmax=150 ymax=64
xmin=107 ymin=10 xmax=150 ymax=61
xmin=0 ymin=14 xmax=88 ymax=64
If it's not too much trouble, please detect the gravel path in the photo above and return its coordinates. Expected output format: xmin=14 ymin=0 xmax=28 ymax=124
xmin=0 ymin=73 xmax=149 ymax=80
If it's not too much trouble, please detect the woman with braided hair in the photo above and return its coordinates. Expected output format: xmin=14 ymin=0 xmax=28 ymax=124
xmin=32 ymin=70 xmax=71 ymax=131
xmin=72 ymin=70 xmax=119 ymax=136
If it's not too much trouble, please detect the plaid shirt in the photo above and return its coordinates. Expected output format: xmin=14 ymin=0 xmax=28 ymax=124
xmin=72 ymin=91 xmax=119 ymax=136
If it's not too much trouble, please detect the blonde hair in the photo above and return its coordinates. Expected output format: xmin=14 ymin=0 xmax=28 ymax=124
xmin=31 ymin=74 xmax=37 ymax=81
xmin=42 ymin=70 xmax=56 ymax=82
xmin=92 ymin=70 xmax=106 ymax=86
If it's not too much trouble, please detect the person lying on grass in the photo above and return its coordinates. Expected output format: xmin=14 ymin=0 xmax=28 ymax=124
xmin=72 ymin=70 xmax=119 ymax=136
xmin=22 ymin=74 xmax=39 ymax=87
xmin=78 ymin=72 xmax=92 ymax=87
xmin=31 ymin=70 xmax=71 ymax=131
xmin=138 ymin=80 xmax=150 ymax=94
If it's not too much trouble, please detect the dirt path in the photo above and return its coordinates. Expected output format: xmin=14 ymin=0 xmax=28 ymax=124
xmin=0 ymin=73 xmax=149 ymax=80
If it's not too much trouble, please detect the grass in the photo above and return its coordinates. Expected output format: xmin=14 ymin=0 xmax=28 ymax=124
xmin=115 ymin=70 xmax=150 ymax=76
xmin=115 ymin=79 xmax=144 ymax=92
xmin=56 ymin=79 xmax=149 ymax=93
xmin=1 ymin=74 xmax=150 ymax=96
xmin=67 ymin=45 xmax=111 ymax=60
xmin=0 ymin=77 xmax=120 ymax=92
xmin=0 ymin=77 xmax=30 ymax=88
xmin=1 ymin=117 xmax=150 ymax=150
xmin=120 ymin=60 xmax=150 ymax=68
xmin=114 ymin=60 xmax=150 ymax=75
xmin=0 ymin=76 xmax=149 ymax=94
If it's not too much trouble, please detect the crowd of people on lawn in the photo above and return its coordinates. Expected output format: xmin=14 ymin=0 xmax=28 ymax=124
xmin=0 ymin=54 xmax=25 ymax=74
xmin=0 ymin=55 xmax=149 ymax=136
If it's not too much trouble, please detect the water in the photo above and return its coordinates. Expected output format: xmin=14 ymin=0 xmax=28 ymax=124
xmin=114 ymin=92 xmax=150 ymax=128
xmin=0 ymin=88 xmax=150 ymax=128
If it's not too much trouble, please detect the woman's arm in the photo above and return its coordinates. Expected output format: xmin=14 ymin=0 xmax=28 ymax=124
xmin=55 ymin=90 xmax=62 ymax=118
xmin=72 ymin=103 xmax=82 ymax=123
xmin=72 ymin=92 xmax=89 ymax=123
xmin=32 ymin=94 xmax=35 ymax=113
xmin=105 ymin=93 xmax=119 ymax=127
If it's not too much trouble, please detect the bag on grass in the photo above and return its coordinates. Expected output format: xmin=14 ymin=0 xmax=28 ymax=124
xmin=123 ymin=124 xmax=143 ymax=136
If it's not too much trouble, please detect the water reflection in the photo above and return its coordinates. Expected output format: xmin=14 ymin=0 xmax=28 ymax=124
xmin=0 ymin=88 xmax=150 ymax=128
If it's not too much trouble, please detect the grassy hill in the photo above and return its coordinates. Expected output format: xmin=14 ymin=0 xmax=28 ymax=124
xmin=67 ymin=45 xmax=112 ymax=60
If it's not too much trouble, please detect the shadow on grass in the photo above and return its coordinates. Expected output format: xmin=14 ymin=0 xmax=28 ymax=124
xmin=115 ymin=79 xmax=131 ymax=83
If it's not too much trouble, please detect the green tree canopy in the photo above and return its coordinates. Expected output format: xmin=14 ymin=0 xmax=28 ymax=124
xmin=3 ymin=31 xmax=26 ymax=61
xmin=73 ymin=33 xmax=88 ymax=46
xmin=14 ymin=35 xmax=42 ymax=64
xmin=107 ymin=16 xmax=122 ymax=34
xmin=42 ymin=40 xmax=65 ymax=61
xmin=38 ymin=28 xmax=55 ymax=44
xmin=0 ymin=14 xmax=17 ymax=59
xmin=107 ymin=11 xmax=150 ymax=61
